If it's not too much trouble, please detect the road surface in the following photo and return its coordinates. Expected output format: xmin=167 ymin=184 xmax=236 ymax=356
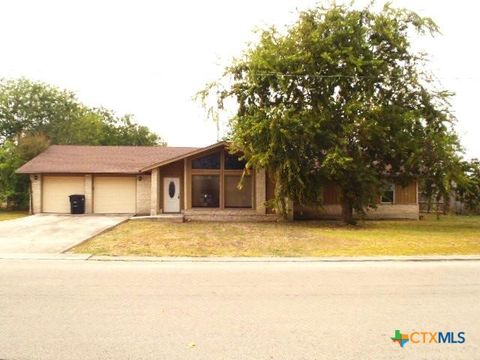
xmin=0 ymin=259 xmax=478 ymax=359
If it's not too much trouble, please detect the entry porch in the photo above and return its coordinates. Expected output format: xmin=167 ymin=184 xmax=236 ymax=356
xmin=148 ymin=143 xmax=275 ymax=220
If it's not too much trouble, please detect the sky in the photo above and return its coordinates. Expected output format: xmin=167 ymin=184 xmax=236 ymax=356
xmin=0 ymin=0 xmax=479 ymax=158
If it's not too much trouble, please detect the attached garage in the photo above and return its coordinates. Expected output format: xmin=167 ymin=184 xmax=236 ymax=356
xmin=94 ymin=176 xmax=136 ymax=214
xmin=43 ymin=176 xmax=85 ymax=213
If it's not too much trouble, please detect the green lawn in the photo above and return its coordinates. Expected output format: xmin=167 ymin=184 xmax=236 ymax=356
xmin=72 ymin=214 xmax=480 ymax=257
xmin=0 ymin=211 xmax=28 ymax=221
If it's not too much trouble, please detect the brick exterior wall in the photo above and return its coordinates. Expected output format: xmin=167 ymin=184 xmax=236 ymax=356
xmin=30 ymin=174 xmax=42 ymax=214
xmin=295 ymin=181 xmax=419 ymax=220
xmin=295 ymin=204 xmax=419 ymax=220
xmin=255 ymin=168 xmax=266 ymax=215
xmin=84 ymin=175 xmax=93 ymax=214
xmin=363 ymin=204 xmax=419 ymax=219
xmin=184 ymin=209 xmax=281 ymax=222
xmin=150 ymin=168 xmax=160 ymax=215
xmin=136 ymin=175 xmax=151 ymax=215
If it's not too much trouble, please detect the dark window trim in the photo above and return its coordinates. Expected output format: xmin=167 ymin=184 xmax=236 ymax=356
xmin=189 ymin=147 xmax=254 ymax=210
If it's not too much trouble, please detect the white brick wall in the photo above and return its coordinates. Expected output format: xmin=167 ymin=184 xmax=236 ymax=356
xmin=150 ymin=168 xmax=160 ymax=215
xmin=30 ymin=174 xmax=42 ymax=214
xmin=136 ymin=175 xmax=151 ymax=215
xmin=84 ymin=175 xmax=93 ymax=214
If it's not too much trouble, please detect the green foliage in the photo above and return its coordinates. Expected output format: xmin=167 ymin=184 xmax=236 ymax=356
xmin=0 ymin=141 xmax=27 ymax=208
xmin=17 ymin=133 xmax=51 ymax=161
xmin=0 ymin=78 xmax=164 ymax=209
xmin=0 ymin=78 xmax=80 ymax=143
xmin=420 ymin=121 xmax=463 ymax=213
xmin=455 ymin=159 xmax=480 ymax=213
xmin=0 ymin=78 xmax=164 ymax=146
xmin=200 ymin=2 xmax=460 ymax=224
xmin=92 ymin=109 xmax=165 ymax=146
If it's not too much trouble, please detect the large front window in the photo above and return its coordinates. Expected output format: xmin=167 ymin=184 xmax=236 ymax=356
xmin=224 ymin=175 xmax=252 ymax=208
xmin=192 ymin=175 xmax=220 ymax=208
xmin=190 ymin=150 xmax=253 ymax=209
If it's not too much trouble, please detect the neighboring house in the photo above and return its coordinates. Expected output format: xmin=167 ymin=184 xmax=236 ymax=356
xmin=16 ymin=141 xmax=419 ymax=220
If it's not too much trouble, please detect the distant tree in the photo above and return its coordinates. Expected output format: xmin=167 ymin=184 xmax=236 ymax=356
xmin=0 ymin=141 xmax=26 ymax=208
xmin=17 ymin=133 xmax=50 ymax=161
xmin=0 ymin=78 xmax=82 ymax=144
xmin=0 ymin=78 xmax=164 ymax=146
xmin=455 ymin=159 xmax=480 ymax=213
xmin=200 ymin=3 xmax=460 ymax=224
xmin=419 ymin=103 xmax=463 ymax=215
xmin=0 ymin=134 xmax=50 ymax=209
xmin=93 ymin=109 xmax=165 ymax=146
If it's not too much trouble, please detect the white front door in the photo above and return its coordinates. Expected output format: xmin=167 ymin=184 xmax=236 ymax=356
xmin=163 ymin=177 xmax=180 ymax=213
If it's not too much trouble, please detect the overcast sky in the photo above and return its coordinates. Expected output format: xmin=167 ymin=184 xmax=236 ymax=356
xmin=1 ymin=0 xmax=478 ymax=158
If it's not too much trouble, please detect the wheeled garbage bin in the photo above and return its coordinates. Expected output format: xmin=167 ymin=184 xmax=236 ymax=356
xmin=69 ymin=194 xmax=85 ymax=214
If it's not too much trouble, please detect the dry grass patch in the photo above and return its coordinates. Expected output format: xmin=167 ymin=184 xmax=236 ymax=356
xmin=73 ymin=214 xmax=480 ymax=257
xmin=0 ymin=211 xmax=28 ymax=221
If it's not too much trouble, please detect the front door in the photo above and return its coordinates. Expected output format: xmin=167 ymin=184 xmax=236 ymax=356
xmin=163 ymin=177 xmax=180 ymax=213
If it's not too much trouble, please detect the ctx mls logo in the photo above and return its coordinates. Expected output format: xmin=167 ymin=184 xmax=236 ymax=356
xmin=391 ymin=330 xmax=409 ymax=347
xmin=391 ymin=330 xmax=465 ymax=348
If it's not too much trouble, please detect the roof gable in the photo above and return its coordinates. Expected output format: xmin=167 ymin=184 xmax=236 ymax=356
xmin=140 ymin=141 xmax=228 ymax=171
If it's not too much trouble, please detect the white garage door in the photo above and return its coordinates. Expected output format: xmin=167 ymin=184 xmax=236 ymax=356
xmin=43 ymin=176 xmax=85 ymax=213
xmin=94 ymin=176 xmax=136 ymax=214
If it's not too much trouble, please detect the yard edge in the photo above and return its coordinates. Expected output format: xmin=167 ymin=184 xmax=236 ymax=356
xmin=61 ymin=217 xmax=131 ymax=254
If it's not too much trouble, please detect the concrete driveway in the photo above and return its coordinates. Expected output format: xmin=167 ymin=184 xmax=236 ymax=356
xmin=0 ymin=214 xmax=128 ymax=254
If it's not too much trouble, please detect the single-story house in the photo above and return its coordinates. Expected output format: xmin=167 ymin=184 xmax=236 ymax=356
xmin=16 ymin=141 xmax=419 ymax=220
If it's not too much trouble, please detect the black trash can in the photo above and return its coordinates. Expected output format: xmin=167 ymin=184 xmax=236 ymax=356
xmin=69 ymin=194 xmax=85 ymax=214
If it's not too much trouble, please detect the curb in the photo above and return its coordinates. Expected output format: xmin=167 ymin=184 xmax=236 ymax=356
xmin=83 ymin=255 xmax=480 ymax=263
xmin=1 ymin=254 xmax=480 ymax=263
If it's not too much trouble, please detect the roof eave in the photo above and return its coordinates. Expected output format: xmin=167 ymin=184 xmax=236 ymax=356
xmin=16 ymin=169 xmax=148 ymax=175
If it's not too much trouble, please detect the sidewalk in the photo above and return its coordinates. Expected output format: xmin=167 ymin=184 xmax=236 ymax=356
xmin=1 ymin=253 xmax=480 ymax=262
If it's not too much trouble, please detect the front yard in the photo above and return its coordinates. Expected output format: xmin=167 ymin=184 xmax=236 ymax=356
xmin=0 ymin=211 xmax=28 ymax=222
xmin=73 ymin=214 xmax=480 ymax=257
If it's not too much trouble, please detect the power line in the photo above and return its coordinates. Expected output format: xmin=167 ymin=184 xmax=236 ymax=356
xmin=245 ymin=71 xmax=480 ymax=80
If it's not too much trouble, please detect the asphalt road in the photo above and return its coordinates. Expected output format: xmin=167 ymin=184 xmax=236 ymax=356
xmin=0 ymin=260 xmax=478 ymax=360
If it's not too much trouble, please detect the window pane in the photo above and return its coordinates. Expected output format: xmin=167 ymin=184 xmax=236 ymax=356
xmin=192 ymin=175 xmax=220 ymax=207
xmin=381 ymin=184 xmax=394 ymax=203
xmin=225 ymin=175 xmax=252 ymax=208
xmin=224 ymin=153 xmax=246 ymax=170
xmin=192 ymin=152 xmax=220 ymax=169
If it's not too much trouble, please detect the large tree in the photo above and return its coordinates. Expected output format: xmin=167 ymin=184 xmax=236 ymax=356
xmin=200 ymin=3 xmax=460 ymax=224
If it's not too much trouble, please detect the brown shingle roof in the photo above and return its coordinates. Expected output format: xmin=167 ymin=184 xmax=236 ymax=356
xmin=16 ymin=145 xmax=199 ymax=174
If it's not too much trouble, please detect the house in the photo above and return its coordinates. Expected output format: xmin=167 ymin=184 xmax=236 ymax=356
xmin=16 ymin=141 xmax=419 ymax=220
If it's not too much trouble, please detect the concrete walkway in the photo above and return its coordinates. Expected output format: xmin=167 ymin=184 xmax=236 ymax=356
xmin=0 ymin=214 xmax=128 ymax=253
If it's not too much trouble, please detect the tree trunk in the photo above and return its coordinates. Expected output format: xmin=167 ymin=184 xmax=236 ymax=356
xmin=443 ymin=192 xmax=450 ymax=215
xmin=341 ymin=198 xmax=356 ymax=225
